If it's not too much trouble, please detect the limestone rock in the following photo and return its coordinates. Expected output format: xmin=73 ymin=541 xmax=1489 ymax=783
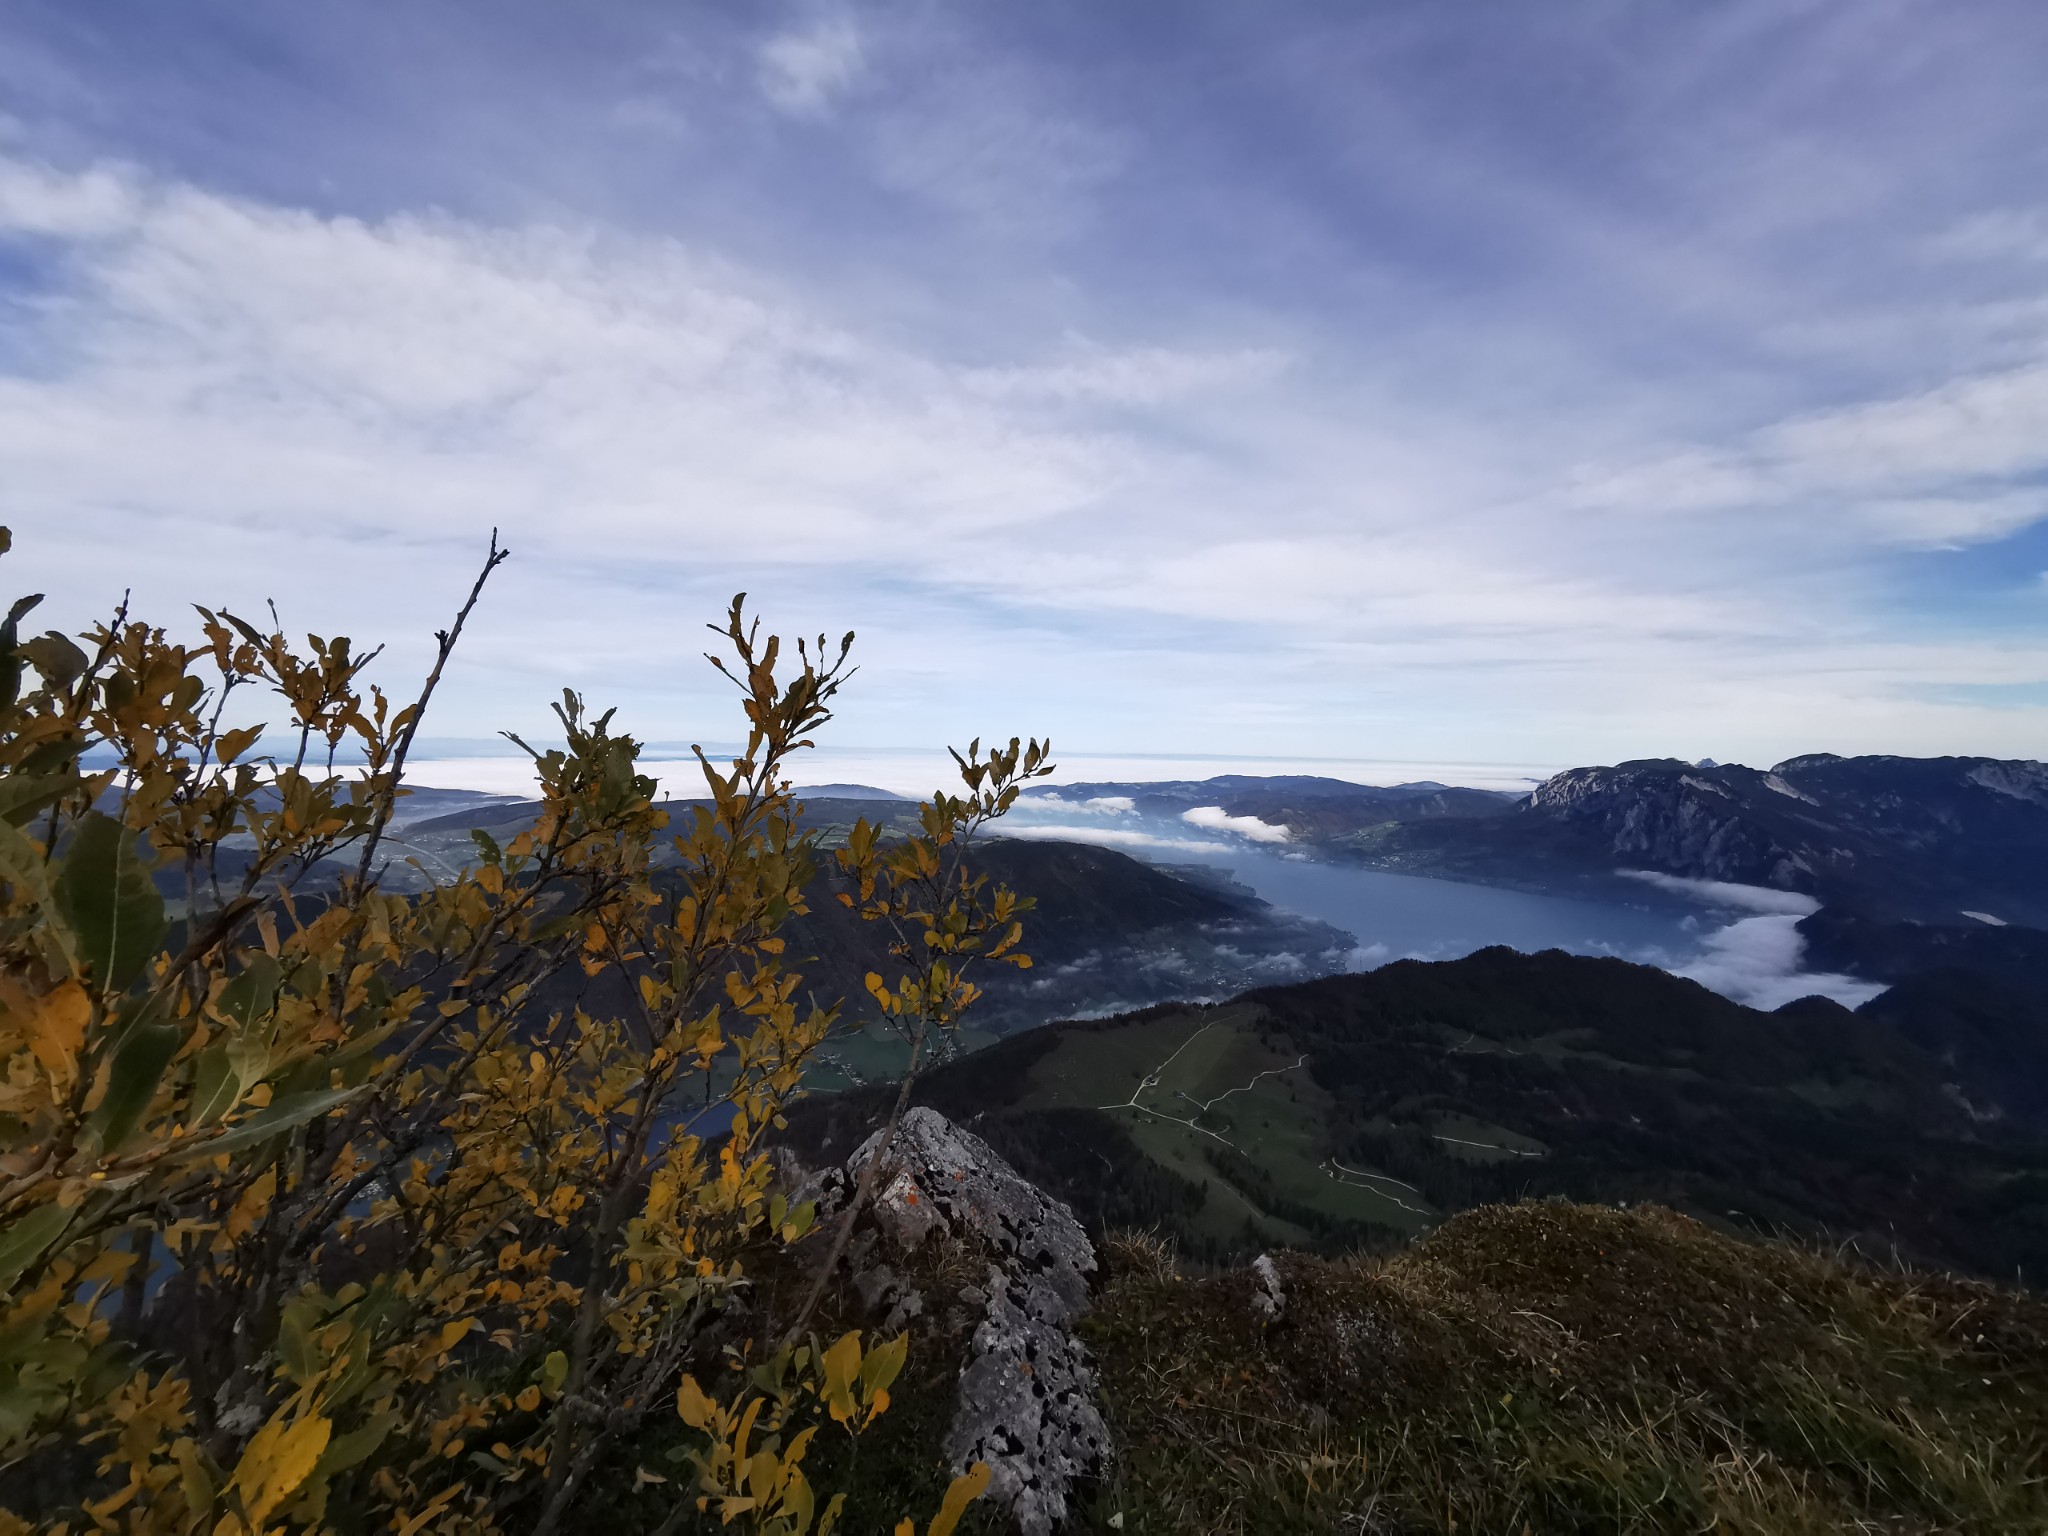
xmin=1250 ymin=1252 xmax=1285 ymax=1321
xmin=844 ymin=1107 xmax=1109 ymax=1533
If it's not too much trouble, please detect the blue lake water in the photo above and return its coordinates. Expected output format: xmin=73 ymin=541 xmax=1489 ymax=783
xmin=999 ymin=809 xmax=1887 ymax=1011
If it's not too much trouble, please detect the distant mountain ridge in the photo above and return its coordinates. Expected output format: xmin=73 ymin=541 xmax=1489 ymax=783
xmin=1336 ymin=753 xmax=2048 ymax=926
xmin=1028 ymin=774 xmax=1521 ymax=830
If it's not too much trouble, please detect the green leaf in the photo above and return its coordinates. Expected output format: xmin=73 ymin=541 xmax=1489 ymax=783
xmin=53 ymin=812 xmax=166 ymax=992
xmin=0 ymin=773 xmax=74 ymax=829
xmin=188 ymin=1039 xmax=239 ymax=1126
xmin=0 ymin=1203 xmax=72 ymax=1287
xmin=171 ymin=1084 xmax=363 ymax=1161
xmin=89 ymin=1016 xmax=180 ymax=1154
xmin=0 ymin=818 xmax=62 ymax=953
xmin=469 ymin=828 xmax=502 ymax=865
xmin=278 ymin=1299 xmax=321 ymax=1383
xmin=216 ymin=954 xmax=283 ymax=1031
xmin=541 ymin=1349 xmax=569 ymax=1397
xmin=314 ymin=1411 xmax=397 ymax=1477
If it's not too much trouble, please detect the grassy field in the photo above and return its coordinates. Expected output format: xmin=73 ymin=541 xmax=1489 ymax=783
xmin=1013 ymin=1003 xmax=1437 ymax=1248
xmin=803 ymin=1021 xmax=1002 ymax=1093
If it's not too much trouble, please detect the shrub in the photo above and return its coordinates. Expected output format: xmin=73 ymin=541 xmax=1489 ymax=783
xmin=0 ymin=529 xmax=1036 ymax=1534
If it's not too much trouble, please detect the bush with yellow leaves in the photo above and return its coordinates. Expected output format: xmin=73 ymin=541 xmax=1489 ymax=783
xmin=0 ymin=528 xmax=1036 ymax=1534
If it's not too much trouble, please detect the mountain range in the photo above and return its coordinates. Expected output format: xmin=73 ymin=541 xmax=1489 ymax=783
xmin=1094 ymin=754 xmax=2048 ymax=926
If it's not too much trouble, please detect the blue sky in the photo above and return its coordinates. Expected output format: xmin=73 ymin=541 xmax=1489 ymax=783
xmin=2 ymin=0 xmax=2045 ymax=781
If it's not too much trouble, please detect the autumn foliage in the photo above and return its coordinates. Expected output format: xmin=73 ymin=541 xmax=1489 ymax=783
xmin=0 ymin=529 xmax=1043 ymax=1534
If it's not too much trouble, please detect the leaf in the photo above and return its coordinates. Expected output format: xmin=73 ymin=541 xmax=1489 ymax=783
xmin=314 ymin=1411 xmax=397 ymax=1477
xmin=170 ymin=1084 xmax=363 ymax=1161
xmin=819 ymin=1332 xmax=862 ymax=1425
xmin=0 ymin=592 xmax=43 ymax=709
xmin=0 ymin=815 xmax=56 ymax=913
xmin=173 ymin=1436 xmax=216 ymax=1517
xmin=0 ymin=772 xmax=73 ymax=828
xmin=859 ymin=1332 xmax=908 ymax=1401
xmin=0 ymin=1202 xmax=72 ymax=1286
xmin=19 ymin=631 xmax=88 ymax=690
xmin=279 ymin=1299 xmax=322 ymax=1383
xmin=53 ymin=812 xmax=166 ymax=992
xmin=541 ymin=1349 xmax=569 ymax=1398
xmin=88 ymin=1014 xmax=180 ymax=1154
xmin=926 ymin=1462 xmax=991 ymax=1536
xmin=214 ymin=724 xmax=264 ymax=765
xmin=232 ymin=1410 xmax=331 ymax=1527
xmin=469 ymin=828 xmax=502 ymax=865
xmin=676 ymin=1374 xmax=715 ymax=1430
xmin=216 ymin=954 xmax=284 ymax=1031
xmin=24 ymin=979 xmax=90 ymax=1080
xmin=188 ymin=1039 xmax=239 ymax=1126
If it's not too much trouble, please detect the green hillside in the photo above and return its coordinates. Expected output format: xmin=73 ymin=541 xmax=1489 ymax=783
xmin=785 ymin=946 xmax=2048 ymax=1278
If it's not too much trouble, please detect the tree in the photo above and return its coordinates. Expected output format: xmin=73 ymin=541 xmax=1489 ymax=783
xmin=0 ymin=528 xmax=1040 ymax=1534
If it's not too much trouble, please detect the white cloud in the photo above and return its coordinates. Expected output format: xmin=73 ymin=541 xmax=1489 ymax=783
xmin=993 ymin=824 xmax=1218 ymax=854
xmin=1181 ymin=805 xmax=1291 ymax=843
xmin=0 ymin=156 xmax=137 ymax=237
xmin=1029 ymin=793 xmax=1136 ymax=814
xmin=1673 ymin=914 xmax=1887 ymax=1011
xmin=1568 ymin=361 xmax=2048 ymax=548
xmin=758 ymin=15 xmax=866 ymax=118
xmin=1617 ymin=869 xmax=1820 ymax=915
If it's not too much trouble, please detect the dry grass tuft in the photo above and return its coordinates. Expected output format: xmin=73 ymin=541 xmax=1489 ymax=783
xmin=1079 ymin=1199 xmax=2048 ymax=1534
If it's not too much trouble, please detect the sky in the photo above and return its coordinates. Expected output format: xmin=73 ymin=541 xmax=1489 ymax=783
xmin=2 ymin=0 xmax=2046 ymax=790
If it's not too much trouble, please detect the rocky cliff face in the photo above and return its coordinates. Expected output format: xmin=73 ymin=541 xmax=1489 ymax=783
xmin=1522 ymin=754 xmax=2048 ymax=923
xmin=1529 ymin=760 xmax=1813 ymax=888
xmin=798 ymin=1107 xmax=1110 ymax=1535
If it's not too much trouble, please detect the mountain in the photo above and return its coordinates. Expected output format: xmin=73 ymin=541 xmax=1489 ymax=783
xmin=1339 ymin=753 xmax=2048 ymax=925
xmin=373 ymin=796 xmax=1356 ymax=1034
xmin=785 ymin=944 xmax=2048 ymax=1281
xmin=776 ymin=838 xmax=1353 ymax=1037
xmin=1027 ymin=776 xmax=1524 ymax=843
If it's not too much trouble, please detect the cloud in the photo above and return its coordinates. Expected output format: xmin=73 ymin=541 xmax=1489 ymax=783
xmin=6 ymin=3 xmax=2048 ymax=767
xmin=1617 ymin=870 xmax=1820 ymax=915
xmin=757 ymin=14 xmax=866 ymax=118
xmin=1181 ymin=806 xmax=1291 ymax=843
xmin=992 ymin=824 xmax=1219 ymax=854
xmin=1566 ymin=362 xmax=2048 ymax=549
xmin=1673 ymin=914 xmax=1887 ymax=1011
xmin=1029 ymin=793 xmax=1136 ymax=814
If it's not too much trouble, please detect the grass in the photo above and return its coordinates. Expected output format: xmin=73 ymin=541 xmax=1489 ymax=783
xmin=1019 ymin=1004 xmax=1431 ymax=1248
xmin=1078 ymin=1200 xmax=2048 ymax=1533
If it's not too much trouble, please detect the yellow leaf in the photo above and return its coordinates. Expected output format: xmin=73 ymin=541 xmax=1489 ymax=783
xmin=436 ymin=1317 xmax=475 ymax=1354
xmin=231 ymin=1410 xmax=331 ymax=1526
xmin=515 ymin=1385 xmax=541 ymax=1413
xmin=226 ymin=1167 xmax=277 ymax=1242
xmin=26 ymin=980 xmax=89 ymax=1081
xmin=927 ymin=1462 xmax=991 ymax=1536
xmin=819 ymin=1331 xmax=861 ymax=1425
xmin=216 ymin=724 xmax=263 ymax=765
xmin=676 ymin=1374 xmax=715 ymax=1431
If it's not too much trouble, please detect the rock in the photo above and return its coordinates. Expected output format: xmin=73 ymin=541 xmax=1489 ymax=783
xmin=1250 ymin=1253 xmax=1285 ymax=1321
xmin=844 ymin=1107 xmax=1110 ymax=1534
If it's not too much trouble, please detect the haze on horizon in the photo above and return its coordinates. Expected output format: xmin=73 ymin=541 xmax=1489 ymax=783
xmin=2 ymin=0 xmax=2045 ymax=773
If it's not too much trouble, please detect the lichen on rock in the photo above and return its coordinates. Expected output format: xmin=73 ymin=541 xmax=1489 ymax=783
xmin=827 ymin=1106 xmax=1111 ymax=1534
